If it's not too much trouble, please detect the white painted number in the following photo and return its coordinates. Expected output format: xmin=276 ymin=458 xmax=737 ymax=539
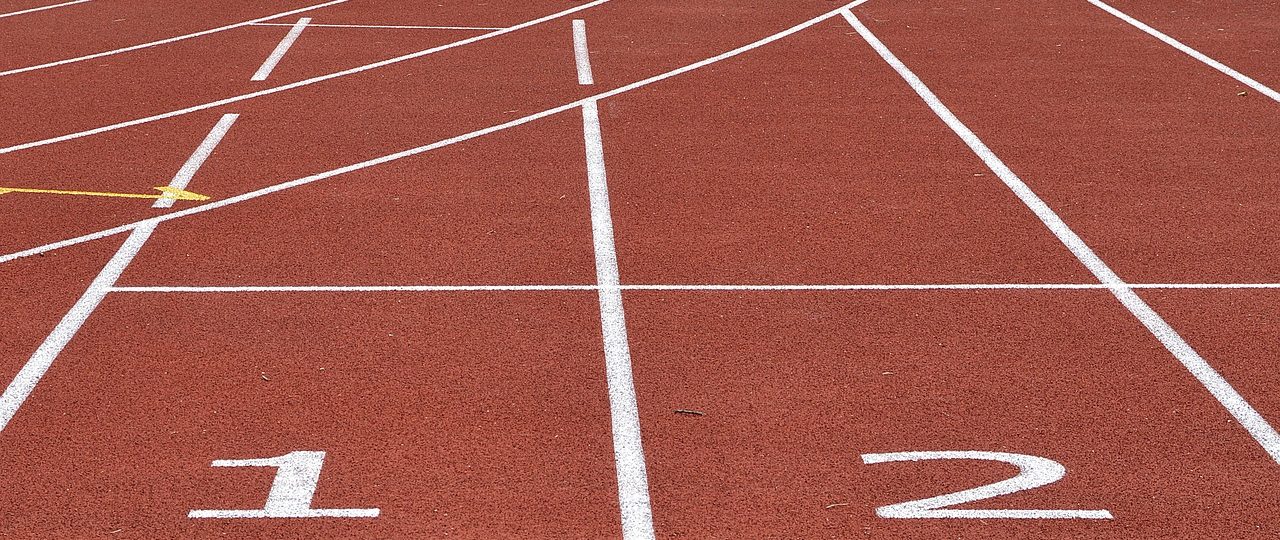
xmin=188 ymin=450 xmax=380 ymax=519
xmin=860 ymin=451 xmax=1112 ymax=519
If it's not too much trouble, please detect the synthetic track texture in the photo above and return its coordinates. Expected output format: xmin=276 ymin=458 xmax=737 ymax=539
xmin=2 ymin=0 xmax=1279 ymax=538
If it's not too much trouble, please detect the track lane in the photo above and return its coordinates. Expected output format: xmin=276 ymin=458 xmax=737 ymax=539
xmin=601 ymin=17 xmax=1091 ymax=285
xmin=0 ymin=292 xmax=622 ymax=538
xmin=628 ymin=290 xmax=1280 ymax=538
xmin=852 ymin=0 xmax=1280 ymax=283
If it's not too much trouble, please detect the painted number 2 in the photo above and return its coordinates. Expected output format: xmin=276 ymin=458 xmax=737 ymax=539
xmin=189 ymin=450 xmax=379 ymax=519
xmin=861 ymin=451 xmax=1112 ymax=519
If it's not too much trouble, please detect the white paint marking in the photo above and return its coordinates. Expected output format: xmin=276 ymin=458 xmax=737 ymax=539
xmin=1088 ymin=0 xmax=1280 ymax=104
xmin=0 ymin=0 xmax=613 ymax=154
xmin=190 ymin=451 xmax=379 ymax=519
xmin=249 ymin=22 xmax=504 ymax=30
xmin=106 ymin=283 xmax=1280 ymax=293
xmin=251 ymin=18 xmax=310 ymax=81
xmin=153 ymin=113 xmax=237 ymax=208
xmin=0 ymin=223 xmax=154 ymax=431
xmin=862 ymin=451 xmax=1112 ymax=519
xmin=572 ymin=19 xmax=594 ymax=85
xmin=0 ymin=0 xmax=89 ymax=19
xmin=583 ymin=99 xmax=654 ymax=540
xmin=0 ymin=0 xmax=346 ymax=78
xmin=0 ymin=114 xmax=232 ymax=431
xmin=0 ymin=0 xmax=872 ymax=264
xmin=844 ymin=9 xmax=1280 ymax=464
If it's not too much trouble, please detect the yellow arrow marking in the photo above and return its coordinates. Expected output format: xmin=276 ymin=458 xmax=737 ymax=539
xmin=0 ymin=186 xmax=210 ymax=202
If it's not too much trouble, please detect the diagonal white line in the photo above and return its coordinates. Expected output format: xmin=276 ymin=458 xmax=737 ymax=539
xmin=1087 ymin=0 xmax=1280 ymax=104
xmin=252 ymin=18 xmax=310 ymax=81
xmin=843 ymin=8 xmax=1280 ymax=464
xmin=0 ymin=0 xmax=347 ymax=77
xmin=0 ymin=224 xmax=154 ymax=431
xmin=0 ymin=0 xmax=89 ymax=19
xmin=154 ymin=113 xmax=237 ymax=208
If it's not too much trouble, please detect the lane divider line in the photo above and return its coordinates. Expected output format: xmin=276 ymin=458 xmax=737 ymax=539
xmin=0 ymin=0 xmax=873 ymax=264
xmin=842 ymin=9 xmax=1280 ymax=464
xmin=1087 ymin=0 xmax=1280 ymax=104
xmin=251 ymin=18 xmax=310 ymax=81
xmin=154 ymin=113 xmax=237 ymax=207
xmin=579 ymin=22 xmax=652 ymax=536
xmin=105 ymin=283 xmax=1280 ymax=293
xmin=0 ymin=223 xmax=155 ymax=431
xmin=0 ymin=0 xmax=346 ymax=78
xmin=572 ymin=19 xmax=594 ymax=85
xmin=0 ymin=115 xmax=235 ymax=432
xmin=0 ymin=0 xmax=614 ymax=155
xmin=583 ymin=98 xmax=655 ymax=540
xmin=0 ymin=0 xmax=89 ymax=19
xmin=249 ymin=22 xmax=505 ymax=31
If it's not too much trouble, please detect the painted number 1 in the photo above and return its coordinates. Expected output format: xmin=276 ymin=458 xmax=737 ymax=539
xmin=189 ymin=450 xmax=380 ymax=519
xmin=861 ymin=451 xmax=1112 ymax=519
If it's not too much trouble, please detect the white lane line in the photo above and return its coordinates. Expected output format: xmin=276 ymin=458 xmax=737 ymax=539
xmin=582 ymin=98 xmax=655 ymax=540
xmin=0 ymin=0 xmax=346 ymax=78
xmin=0 ymin=114 xmax=234 ymax=431
xmin=106 ymin=283 xmax=1280 ymax=293
xmin=0 ymin=223 xmax=154 ymax=431
xmin=0 ymin=0 xmax=613 ymax=155
xmin=1088 ymin=0 xmax=1280 ymax=104
xmin=843 ymin=9 xmax=1280 ymax=464
xmin=251 ymin=17 xmax=309 ymax=81
xmin=0 ymin=0 xmax=89 ymax=19
xmin=249 ymin=22 xmax=504 ymax=30
xmin=0 ymin=0 xmax=873 ymax=264
xmin=154 ymin=113 xmax=237 ymax=208
xmin=112 ymin=285 xmax=599 ymax=292
xmin=572 ymin=19 xmax=594 ymax=85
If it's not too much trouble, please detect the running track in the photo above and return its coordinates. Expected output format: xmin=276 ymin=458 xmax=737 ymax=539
xmin=1 ymin=0 xmax=1278 ymax=537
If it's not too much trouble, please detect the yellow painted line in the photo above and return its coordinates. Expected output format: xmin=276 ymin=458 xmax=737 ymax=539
xmin=0 ymin=186 xmax=210 ymax=201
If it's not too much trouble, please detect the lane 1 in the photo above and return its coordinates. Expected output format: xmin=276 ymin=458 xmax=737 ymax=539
xmin=116 ymin=113 xmax=598 ymax=287
xmin=0 ymin=291 xmax=622 ymax=538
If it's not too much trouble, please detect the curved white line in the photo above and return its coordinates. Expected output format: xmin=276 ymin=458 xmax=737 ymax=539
xmin=0 ymin=0 xmax=89 ymax=19
xmin=0 ymin=0 xmax=348 ymax=77
xmin=0 ymin=0 xmax=870 ymax=264
xmin=0 ymin=0 xmax=612 ymax=155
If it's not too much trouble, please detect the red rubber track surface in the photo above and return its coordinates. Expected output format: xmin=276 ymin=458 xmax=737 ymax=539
xmin=2 ymin=0 xmax=1279 ymax=538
